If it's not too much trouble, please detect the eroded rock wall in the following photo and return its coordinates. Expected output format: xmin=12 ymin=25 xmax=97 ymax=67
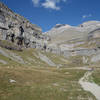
xmin=0 ymin=2 xmax=49 ymax=50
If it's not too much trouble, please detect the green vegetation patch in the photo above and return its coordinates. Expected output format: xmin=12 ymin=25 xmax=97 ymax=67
xmin=0 ymin=67 xmax=96 ymax=100
xmin=92 ymin=69 xmax=100 ymax=85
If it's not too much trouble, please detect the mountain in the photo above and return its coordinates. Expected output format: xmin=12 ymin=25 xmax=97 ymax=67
xmin=45 ymin=21 xmax=100 ymax=44
xmin=45 ymin=20 xmax=100 ymax=65
xmin=0 ymin=2 xmax=100 ymax=100
xmin=0 ymin=2 xmax=49 ymax=50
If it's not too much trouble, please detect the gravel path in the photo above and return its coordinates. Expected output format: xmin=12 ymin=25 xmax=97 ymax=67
xmin=79 ymin=71 xmax=100 ymax=100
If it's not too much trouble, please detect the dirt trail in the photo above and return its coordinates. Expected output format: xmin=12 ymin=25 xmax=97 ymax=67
xmin=79 ymin=71 xmax=100 ymax=100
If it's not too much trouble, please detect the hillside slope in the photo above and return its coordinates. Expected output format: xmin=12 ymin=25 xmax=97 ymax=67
xmin=0 ymin=2 xmax=49 ymax=50
xmin=45 ymin=21 xmax=100 ymax=44
xmin=0 ymin=2 xmax=100 ymax=100
xmin=0 ymin=45 xmax=98 ymax=100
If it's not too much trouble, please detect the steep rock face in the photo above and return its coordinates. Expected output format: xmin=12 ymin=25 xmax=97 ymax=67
xmin=45 ymin=21 xmax=100 ymax=47
xmin=45 ymin=21 xmax=100 ymax=65
xmin=0 ymin=2 xmax=49 ymax=50
xmin=88 ymin=28 xmax=100 ymax=39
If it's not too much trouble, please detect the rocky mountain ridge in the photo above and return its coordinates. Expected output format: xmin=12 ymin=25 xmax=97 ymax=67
xmin=45 ymin=21 xmax=100 ymax=44
xmin=0 ymin=2 xmax=49 ymax=50
xmin=45 ymin=20 xmax=100 ymax=65
xmin=0 ymin=2 xmax=100 ymax=66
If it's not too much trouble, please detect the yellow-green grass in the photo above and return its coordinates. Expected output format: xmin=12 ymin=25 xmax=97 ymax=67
xmin=12 ymin=48 xmax=49 ymax=67
xmin=66 ymin=55 xmax=90 ymax=67
xmin=0 ymin=66 xmax=96 ymax=100
xmin=0 ymin=47 xmax=70 ymax=68
xmin=92 ymin=68 xmax=100 ymax=86
xmin=0 ymin=48 xmax=51 ymax=67
xmin=0 ymin=46 xmax=97 ymax=100
xmin=0 ymin=40 xmax=16 ymax=47
xmin=41 ymin=51 xmax=69 ymax=66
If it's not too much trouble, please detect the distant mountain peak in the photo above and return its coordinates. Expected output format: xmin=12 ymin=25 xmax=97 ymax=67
xmin=45 ymin=20 xmax=100 ymax=44
xmin=79 ymin=21 xmax=100 ymax=27
xmin=54 ymin=24 xmax=66 ymax=28
xmin=54 ymin=24 xmax=71 ymax=29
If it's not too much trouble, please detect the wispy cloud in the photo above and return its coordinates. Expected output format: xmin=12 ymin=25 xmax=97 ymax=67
xmin=32 ymin=0 xmax=67 ymax=10
xmin=32 ymin=0 xmax=40 ymax=6
xmin=82 ymin=14 xmax=92 ymax=19
xmin=42 ymin=0 xmax=60 ymax=10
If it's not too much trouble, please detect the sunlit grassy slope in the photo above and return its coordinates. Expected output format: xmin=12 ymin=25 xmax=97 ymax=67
xmin=0 ymin=46 xmax=98 ymax=100
xmin=0 ymin=67 xmax=96 ymax=100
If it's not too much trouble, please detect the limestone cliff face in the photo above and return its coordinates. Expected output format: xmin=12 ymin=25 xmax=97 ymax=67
xmin=45 ymin=21 xmax=100 ymax=51
xmin=0 ymin=2 xmax=49 ymax=50
xmin=44 ymin=21 xmax=100 ymax=64
xmin=45 ymin=21 xmax=100 ymax=44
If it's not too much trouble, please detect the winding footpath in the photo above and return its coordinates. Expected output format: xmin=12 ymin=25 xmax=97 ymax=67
xmin=79 ymin=71 xmax=100 ymax=100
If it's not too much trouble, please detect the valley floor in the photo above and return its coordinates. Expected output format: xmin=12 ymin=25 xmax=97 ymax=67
xmin=0 ymin=47 xmax=99 ymax=100
xmin=0 ymin=65 xmax=99 ymax=100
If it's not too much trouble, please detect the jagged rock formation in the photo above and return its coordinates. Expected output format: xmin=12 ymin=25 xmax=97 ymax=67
xmin=0 ymin=2 xmax=49 ymax=50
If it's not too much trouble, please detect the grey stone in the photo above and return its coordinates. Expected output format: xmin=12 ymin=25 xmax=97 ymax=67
xmin=38 ymin=52 xmax=56 ymax=66
xmin=0 ymin=59 xmax=7 ymax=64
xmin=91 ymin=51 xmax=100 ymax=63
xmin=0 ymin=47 xmax=25 ymax=64
xmin=0 ymin=2 xmax=49 ymax=50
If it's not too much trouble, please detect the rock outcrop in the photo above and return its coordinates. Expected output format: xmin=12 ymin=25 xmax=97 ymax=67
xmin=0 ymin=2 xmax=49 ymax=50
xmin=45 ymin=21 xmax=100 ymax=65
xmin=45 ymin=21 xmax=100 ymax=44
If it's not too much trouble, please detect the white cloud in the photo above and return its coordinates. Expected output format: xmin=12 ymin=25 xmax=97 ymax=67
xmin=32 ymin=0 xmax=40 ymax=6
xmin=82 ymin=14 xmax=92 ymax=19
xmin=42 ymin=0 xmax=60 ymax=10
xmin=32 ymin=0 xmax=67 ymax=10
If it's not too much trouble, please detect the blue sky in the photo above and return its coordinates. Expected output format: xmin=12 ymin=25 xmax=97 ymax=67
xmin=1 ymin=0 xmax=100 ymax=32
